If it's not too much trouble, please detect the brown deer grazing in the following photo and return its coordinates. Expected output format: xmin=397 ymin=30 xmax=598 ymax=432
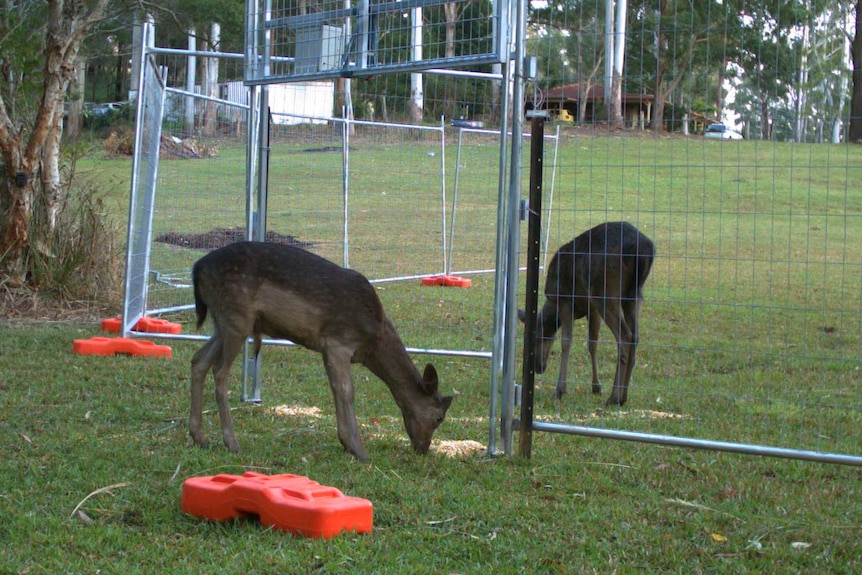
xmin=189 ymin=241 xmax=454 ymax=463
xmin=520 ymin=221 xmax=655 ymax=406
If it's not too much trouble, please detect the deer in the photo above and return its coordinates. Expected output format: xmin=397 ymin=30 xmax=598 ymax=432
xmin=188 ymin=241 xmax=454 ymax=463
xmin=519 ymin=221 xmax=655 ymax=406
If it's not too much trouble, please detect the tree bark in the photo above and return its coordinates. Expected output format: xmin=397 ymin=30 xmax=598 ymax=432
xmin=409 ymin=7 xmax=424 ymax=124
xmin=0 ymin=0 xmax=110 ymax=275
xmin=65 ymin=62 xmax=86 ymax=139
xmin=202 ymin=23 xmax=221 ymax=138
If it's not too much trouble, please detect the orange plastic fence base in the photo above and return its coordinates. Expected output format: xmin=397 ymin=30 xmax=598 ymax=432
xmin=181 ymin=472 xmax=373 ymax=539
xmin=101 ymin=316 xmax=182 ymax=334
xmin=420 ymin=275 xmax=472 ymax=288
xmin=72 ymin=336 xmax=172 ymax=358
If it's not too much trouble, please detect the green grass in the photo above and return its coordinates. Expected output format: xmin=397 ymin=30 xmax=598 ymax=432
xmin=1 ymin=322 xmax=861 ymax=574
xmin=6 ymin=129 xmax=860 ymax=572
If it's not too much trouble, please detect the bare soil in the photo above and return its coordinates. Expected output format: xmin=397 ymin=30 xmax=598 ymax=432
xmin=154 ymin=227 xmax=312 ymax=250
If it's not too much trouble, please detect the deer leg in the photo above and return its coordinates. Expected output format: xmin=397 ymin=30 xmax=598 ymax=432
xmin=554 ymin=313 xmax=574 ymax=400
xmin=189 ymin=335 xmax=221 ymax=449
xmin=593 ymin=302 xmax=633 ymax=407
xmin=212 ymin=333 xmax=245 ymax=453
xmin=587 ymin=308 xmax=602 ymax=395
xmin=322 ymin=347 xmax=369 ymax=463
xmin=618 ymin=296 xmax=643 ymax=405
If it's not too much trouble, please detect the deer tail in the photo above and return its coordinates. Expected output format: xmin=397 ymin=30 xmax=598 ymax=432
xmin=633 ymin=239 xmax=656 ymax=294
xmin=192 ymin=264 xmax=208 ymax=330
xmin=622 ymin=237 xmax=655 ymax=299
xmin=253 ymin=334 xmax=262 ymax=359
xmin=636 ymin=251 xmax=654 ymax=288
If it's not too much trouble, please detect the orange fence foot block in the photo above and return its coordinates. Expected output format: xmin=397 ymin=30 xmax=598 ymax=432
xmin=100 ymin=316 xmax=182 ymax=334
xmin=181 ymin=472 xmax=373 ymax=539
xmin=420 ymin=275 xmax=472 ymax=288
xmin=72 ymin=337 xmax=172 ymax=358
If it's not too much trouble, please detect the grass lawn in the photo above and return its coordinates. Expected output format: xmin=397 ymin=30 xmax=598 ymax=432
xmin=1 ymin=321 xmax=860 ymax=574
xmin=3 ymin=127 xmax=861 ymax=573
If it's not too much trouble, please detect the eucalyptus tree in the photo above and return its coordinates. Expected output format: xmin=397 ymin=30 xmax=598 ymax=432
xmin=726 ymin=0 xmax=850 ymax=142
xmin=780 ymin=0 xmax=852 ymax=142
xmin=799 ymin=4 xmax=854 ymax=143
xmin=626 ymin=0 xmax=745 ymax=132
xmin=529 ymin=0 xmax=605 ymax=122
xmin=0 ymin=0 xmax=117 ymax=281
xmin=729 ymin=2 xmax=799 ymax=140
xmin=153 ymin=0 xmax=245 ymax=134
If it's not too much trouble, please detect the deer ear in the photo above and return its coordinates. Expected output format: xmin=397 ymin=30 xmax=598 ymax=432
xmin=422 ymin=364 xmax=439 ymax=393
xmin=517 ymin=309 xmax=527 ymax=323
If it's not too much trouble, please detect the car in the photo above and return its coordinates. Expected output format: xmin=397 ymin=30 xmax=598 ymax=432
xmin=91 ymin=102 xmax=126 ymax=117
xmin=704 ymin=123 xmax=743 ymax=140
xmin=451 ymin=118 xmax=484 ymax=129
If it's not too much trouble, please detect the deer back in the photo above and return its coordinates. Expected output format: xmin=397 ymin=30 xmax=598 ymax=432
xmin=546 ymin=221 xmax=654 ymax=307
xmin=192 ymin=242 xmax=386 ymax=353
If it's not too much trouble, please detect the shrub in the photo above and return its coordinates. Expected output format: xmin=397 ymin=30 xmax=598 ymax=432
xmin=21 ymin=177 xmax=123 ymax=315
xmin=104 ymin=128 xmax=135 ymax=156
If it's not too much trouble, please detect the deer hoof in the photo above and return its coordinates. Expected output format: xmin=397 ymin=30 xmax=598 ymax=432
xmin=189 ymin=432 xmax=208 ymax=449
xmin=605 ymin=396 xmax=625 ymax=407
xmin=591 ymin=383 xmax=602 ymax=395
xmin=348 ymin=448 xmax=371 ymax=464
xmin=553 ymin=388 xmax=566 ymax=401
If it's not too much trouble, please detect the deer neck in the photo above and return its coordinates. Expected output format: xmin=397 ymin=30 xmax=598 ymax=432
xmin=361 ymin=318 xmax=424 ymax=407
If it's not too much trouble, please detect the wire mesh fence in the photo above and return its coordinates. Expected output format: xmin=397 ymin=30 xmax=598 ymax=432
xmin=125 ymin=1 xmax=862 ymax=463
xmin=245 ymin=0 xmax=505 ymax=83
xmin=516 ymin=1 xmax=862 ymax=462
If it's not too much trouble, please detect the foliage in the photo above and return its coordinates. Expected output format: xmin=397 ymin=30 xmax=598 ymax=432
xmin=154 ymin=0 xmax=246 ymax=52
xmin=1 ymin=153 xmax=124 ymax=315
xmin=103 ymin=127 xmax=136 ymax=157
xmin=0 ymin=0 xmax=119 ymax=286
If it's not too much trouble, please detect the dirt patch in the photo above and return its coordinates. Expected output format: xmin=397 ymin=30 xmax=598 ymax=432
xmin=160 ymin=134 xmax=219 ymax=159
xmin=154 ymin=228 xmax=312 ymax=251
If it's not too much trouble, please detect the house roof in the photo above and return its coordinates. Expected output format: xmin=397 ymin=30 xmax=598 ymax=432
xmin=539 ymin=83 xmax=654 ymax=104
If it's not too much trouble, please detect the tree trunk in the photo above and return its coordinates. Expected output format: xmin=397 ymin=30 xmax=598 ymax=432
xmin=849 ymin=0 xmax=862 ymax=143
xmin=648 ymin=3 xmax=665 ymax=131
xmin=607 ymin=0 xmax=626 ymax=125
xmin=833 ymin=15 xmax=852 ymax=144
xmin=65 ymin=62 xmax=86 ymax=139
xmin=1 ymin=175 xmax=34 ymax=274
xmin=377 ymin=94 xmax=388 ymax=122
xmin=42 ymin=96 xmax=66 ymax=235
xmin=650 ymin=63 xmax=665 ymax=131
xmin=0 ymin=0 xmax=110 ymax=278
xmin=408 ymin=79 xmax=424 ymax=124
xmin=409 ymin=7 xmax=424 ymax=124
xmin=444 ymin=3 xmax=459 ymax=60
xmin=760 ymin=93 xmax=772 ymax=140
xmin=578 ymin=79 xmax=591 ymax=123
xmin=794 ymin=20 xmax=810 ymax=143
xmin=202 ymin=23 xmax=220 ymax=138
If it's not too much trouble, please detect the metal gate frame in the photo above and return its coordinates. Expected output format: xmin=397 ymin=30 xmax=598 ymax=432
xmin=504 ymin=115 xmax=862 ymax=468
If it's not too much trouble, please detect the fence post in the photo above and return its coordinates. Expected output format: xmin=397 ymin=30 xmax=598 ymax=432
xmin=519 ymin=113 xmax=545 ymax=458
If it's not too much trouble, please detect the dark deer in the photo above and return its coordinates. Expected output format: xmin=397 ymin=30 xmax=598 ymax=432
xmin=189 ymin=241 xmax=453 ymax=463
xmin=520 ymin=221 xmax=655 ymax=406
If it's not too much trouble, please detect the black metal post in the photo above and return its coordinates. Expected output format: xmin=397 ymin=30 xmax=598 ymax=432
xmin=518 ymin=113 xmax=545 ymax=458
